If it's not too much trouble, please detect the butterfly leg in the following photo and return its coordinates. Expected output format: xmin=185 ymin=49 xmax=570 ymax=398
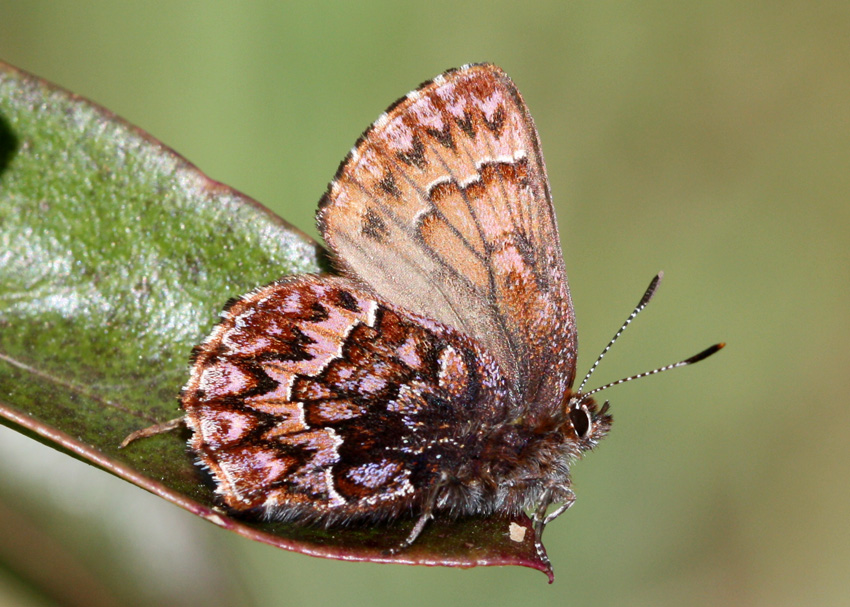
xmin=386 ymin=475 xmax=449 ymax=554
xmin=532 ymin=486 xmax=576 ymax=541
xmin=543 ymin=489 xmax=576 ymax=525
xmin=386 ymin=510 xmax=434 ymax=555
xmin=119 ymin=416 xmax=185 ymax=448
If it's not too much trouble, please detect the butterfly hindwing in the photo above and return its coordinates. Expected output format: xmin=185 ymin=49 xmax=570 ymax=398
xmin=182 ymin=275 xmax=511 ymax=521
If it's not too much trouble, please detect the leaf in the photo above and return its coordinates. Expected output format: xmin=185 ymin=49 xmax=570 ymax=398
xmin=0 ymin=62 xmax=553 ymax=581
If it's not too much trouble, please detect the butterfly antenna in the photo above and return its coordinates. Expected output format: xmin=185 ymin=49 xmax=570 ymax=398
xmin=577 ymin=272 xmax=665 ymax=394
xmin=579 ymin=342 xmax=725 ymax=402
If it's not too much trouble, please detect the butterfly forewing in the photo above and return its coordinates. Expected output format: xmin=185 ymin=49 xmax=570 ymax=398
xmin=318 ymin=64 xmax=577 ymax=407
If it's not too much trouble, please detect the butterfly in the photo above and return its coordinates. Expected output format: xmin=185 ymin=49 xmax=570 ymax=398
xmin=175 ymin=63 xmax=723 ymax=552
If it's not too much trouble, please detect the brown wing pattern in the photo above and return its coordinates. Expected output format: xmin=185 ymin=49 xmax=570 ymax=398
xmin=318 ymin=63 xmax=576 ymax=407
xmin=182 ymin=275 xmax=510 ymax=521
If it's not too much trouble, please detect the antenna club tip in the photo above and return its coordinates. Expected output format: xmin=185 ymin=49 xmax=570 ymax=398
xmin=656 ymin=270 xmax=664 ymax=280
xmin=686 ymin=342 xmax=725 ymax=364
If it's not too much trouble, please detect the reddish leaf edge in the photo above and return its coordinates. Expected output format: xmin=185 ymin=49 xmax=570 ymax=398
xmin=0 ymin=403 xmax=553 ymax=581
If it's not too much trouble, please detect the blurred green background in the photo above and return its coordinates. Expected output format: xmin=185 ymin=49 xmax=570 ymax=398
xmin=0 ymin=2 xmax=847 ymax=606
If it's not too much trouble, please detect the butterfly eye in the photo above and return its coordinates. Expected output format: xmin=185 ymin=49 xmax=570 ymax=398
xmin=569 ymin=404 xmax=592 ymax=439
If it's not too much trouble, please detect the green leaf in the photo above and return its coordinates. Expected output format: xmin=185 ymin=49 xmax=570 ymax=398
xmin=0 ymin=61 xmax=553 ymax=581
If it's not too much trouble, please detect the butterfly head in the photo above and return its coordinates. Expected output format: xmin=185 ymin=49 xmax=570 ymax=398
xmin=564 ymin=393 xmax=613 ymax=447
